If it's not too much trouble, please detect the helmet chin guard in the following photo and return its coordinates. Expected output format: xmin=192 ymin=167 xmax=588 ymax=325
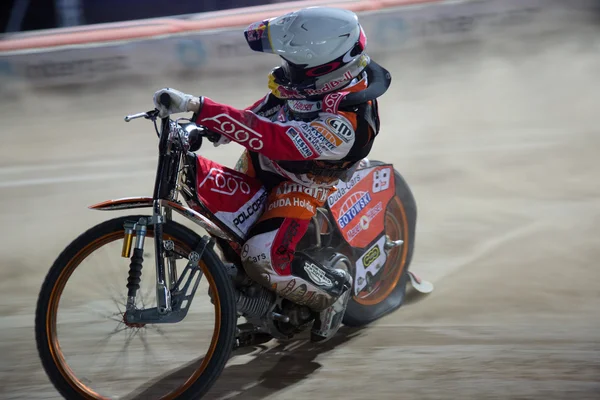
xmin=267 ymin=54 xmax=370 ymax=100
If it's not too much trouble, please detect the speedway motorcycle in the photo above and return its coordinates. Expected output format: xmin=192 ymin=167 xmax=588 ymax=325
xmin=35 ymin=93 xmax=433 ymax=399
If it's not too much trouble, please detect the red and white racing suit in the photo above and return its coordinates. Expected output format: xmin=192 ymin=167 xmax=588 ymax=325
xmin=194 ymin=77 xmax=380 ymax=310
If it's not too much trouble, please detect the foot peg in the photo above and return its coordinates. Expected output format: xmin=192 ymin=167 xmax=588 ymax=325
xmin=384 ymin=236 xmax=404 ymax=250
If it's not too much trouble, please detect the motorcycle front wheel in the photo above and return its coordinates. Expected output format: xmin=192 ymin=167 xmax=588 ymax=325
xmin=35 ymin=215 xmax=237 ymax=399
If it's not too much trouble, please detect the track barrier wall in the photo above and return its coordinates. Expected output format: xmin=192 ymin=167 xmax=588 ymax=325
xmin=0 ymin=0 xmax=597 ymax=92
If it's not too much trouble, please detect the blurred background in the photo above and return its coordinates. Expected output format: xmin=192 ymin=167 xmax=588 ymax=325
xmin=1 ymin=0 xmax=296 ymax=32
xmin=1 ymin=0 xmax=599 ymax=399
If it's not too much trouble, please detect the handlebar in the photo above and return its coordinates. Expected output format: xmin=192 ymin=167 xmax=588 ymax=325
xmin=124 ymin=110 xmax=156 ymax=122
xmin=123 ymin=91 xmax=170 ymax=122
xmin=123 ymin=92 xmax=220 ymax=152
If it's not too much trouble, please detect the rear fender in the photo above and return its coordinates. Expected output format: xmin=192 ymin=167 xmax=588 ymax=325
xmin=89 ymin=197 xmax=235 ymax=241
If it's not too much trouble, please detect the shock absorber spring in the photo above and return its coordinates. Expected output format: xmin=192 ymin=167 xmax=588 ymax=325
xmin=126 ymin=221 xmax=147 ymax=309
xmin=126 ymin=249 xmax=144 ymax=298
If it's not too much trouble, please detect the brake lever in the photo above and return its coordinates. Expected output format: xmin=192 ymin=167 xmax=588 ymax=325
xmin=124 ymin=109 xmax=160 ymax=122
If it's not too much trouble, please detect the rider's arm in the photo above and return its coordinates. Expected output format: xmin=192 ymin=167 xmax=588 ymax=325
xmin=195 ymin=97 xmax=355 ymax=161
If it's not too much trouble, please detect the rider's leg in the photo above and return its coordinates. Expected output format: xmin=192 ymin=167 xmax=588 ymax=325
xmin=240 ymin=181 xmax=352 ymax=341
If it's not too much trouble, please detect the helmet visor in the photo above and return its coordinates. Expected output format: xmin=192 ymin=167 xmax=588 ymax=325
xmin=244 ymin=19 xmax=274 ymax=54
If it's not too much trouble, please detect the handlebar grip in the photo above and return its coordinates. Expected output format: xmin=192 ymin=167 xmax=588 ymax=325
xmin=159 ymin=92 xmax=171 ymax=108
xmin=188 ymin=128 xmax=203 ymax=152
xmin=206 ymin=130 xmax=222 ymax=143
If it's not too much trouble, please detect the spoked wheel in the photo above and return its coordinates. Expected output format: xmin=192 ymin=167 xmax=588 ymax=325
xmin=344 ymin=161 xmax=417 ymax=326
xmin=35 ymin=215 xmax=237 ymax=399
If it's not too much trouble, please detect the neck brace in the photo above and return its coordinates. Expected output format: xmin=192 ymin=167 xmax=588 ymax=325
xmin=285 ymin=74 xmax=368 ymax=117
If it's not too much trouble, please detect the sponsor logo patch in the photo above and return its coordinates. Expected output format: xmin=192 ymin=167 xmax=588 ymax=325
xmin=326 ymin=118 xmax=353 ymax=142
xmin=257 ymin=105 xmax=281 ymax=118
xmin=272 ymin=85 xmax=303 ymax=99
xmin=267 ymin=196 xmax=315 ymax=213
xmin=247 ymin=253 xmax=267 ymax=263
xmin=198 ymin=167 xmax=252 ymax=196
xmin=245 ymin=21 xmax=267 ymax=41
xmin=275 ymin=220 xmax=300 ymax=269
xmin=322 ymin=92 xmax=346 ymax=113
xmin=338 ymin=192 xmax=372 ymax=229
xmin=276 ymin=182 xmax=329 ymax=202
xmin=304 ymin=262 xmax=333 ymax=288
xmin=346 ymin=201 xmax=383 ymax=241
xmin=298 ymin=125 xmax=336 ymax=153
xmin=284 ymin=283 xmax=308 ymax=303
xmin=305 ymin=71 xmax=353 ymax=96
xmin=241 ymin=244 xmax=250 ymax=258
xmin=327 ymin=172 xmax=365 ymax=207
xmin=288 ymin=100 xmax=321 ymax=113
xmin=232 ymin=191 xmax=267 ymax=226
xmin=201 ymin=113 xmax=264 ymax=151
xmin=286 ymin=127 xmax=313 ymax=158
xmin=310 ymin=123 xmax=343 ymax=146
xmin=362 ymin=244 xmax=381 ymax=267
xmin=276 ymin=107 xmax=287 ymax=122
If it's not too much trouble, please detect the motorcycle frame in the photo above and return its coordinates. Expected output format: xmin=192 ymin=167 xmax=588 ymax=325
xmin=90 ymin=116 xmax=230 ymax=316
xmin=89 ymin=116 xmax=332 ymax=319
xmin=89 ymin=112 xmax=393 ymax=324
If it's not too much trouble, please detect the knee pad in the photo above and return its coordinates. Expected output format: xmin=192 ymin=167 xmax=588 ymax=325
xmin=240 ymin=231 xmax=278 ymax=287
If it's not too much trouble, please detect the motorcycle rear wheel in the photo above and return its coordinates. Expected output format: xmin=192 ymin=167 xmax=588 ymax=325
xmin=35 ymin=215 xmax=237 ymax=399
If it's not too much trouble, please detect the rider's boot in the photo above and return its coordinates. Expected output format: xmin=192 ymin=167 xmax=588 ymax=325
xmin=310 ymin=276 xmax=352 ymax=342
xmin=290 ymin=253 xmax=353 ymax=343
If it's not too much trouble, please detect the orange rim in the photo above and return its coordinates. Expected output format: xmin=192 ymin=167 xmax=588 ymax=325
xmin=45 ymin=230 xmax=222 ymax=399
xmin=353 ymin=196 xmax=409 ymax=306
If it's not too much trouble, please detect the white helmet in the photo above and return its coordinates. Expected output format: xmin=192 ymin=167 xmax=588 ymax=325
xmin=244 ymin=7 xmax=370 ymax=99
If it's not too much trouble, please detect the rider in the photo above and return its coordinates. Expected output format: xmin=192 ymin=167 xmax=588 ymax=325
xmin=153 ymin=6 xmax=390 ymax=342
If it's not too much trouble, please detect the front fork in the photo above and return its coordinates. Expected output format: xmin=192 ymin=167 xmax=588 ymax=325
xmin=122 ymin=204 xmax=170 ymax=315
xmin=123 ymin=219 xmax=147 ymax=312
xmin=152 ymin=200 xmax=172 ymax=315
xmin=121 ymin=202 xmax=206 ymax=324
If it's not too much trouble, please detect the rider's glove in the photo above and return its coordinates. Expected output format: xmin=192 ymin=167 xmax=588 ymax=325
xmin=153 ymin=88 xmax=201 ymax=118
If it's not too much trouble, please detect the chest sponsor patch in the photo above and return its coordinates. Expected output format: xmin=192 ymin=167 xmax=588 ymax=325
xmin=308 ymin=122 xmax=343 ymax=147
xmin=276 ymin=182 xmax=330 ymax=202
xmin=326 ymin=118 xmax=353 ymax=143
xmin=286 ymin=127 xmax=314 ymax=158
xmin=297 ymin=125 xmax=336 ymax=153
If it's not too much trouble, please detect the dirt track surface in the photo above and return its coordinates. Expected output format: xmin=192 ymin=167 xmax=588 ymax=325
xmin=1 ymin=22 xmax=599 ymax=400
